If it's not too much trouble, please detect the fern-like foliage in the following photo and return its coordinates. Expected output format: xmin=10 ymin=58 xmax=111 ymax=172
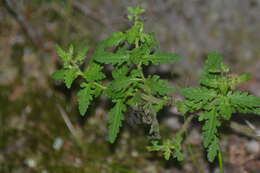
xmin=177 ymin=51 xmax=260 ymax=162
xmin=52 ymin=7 xmax=182 ymax=143
xmin=51 ymin=7 xmax=260 ymax=165
xmin=147 ymin=135 xmax=184 ymax=161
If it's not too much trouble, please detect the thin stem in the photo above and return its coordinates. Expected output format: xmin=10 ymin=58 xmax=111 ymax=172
xmin=188 ymin=145 xmax=205 ymax=173
xmin=176 ymin=114 xmax=195 ymax=137
xmin=93 ymin=82 xmax=107 ymax=90
xmin=218 ymin=150 xmax=224 ymax=173
xmin=137 ymin=63 xmax=145 ymax=80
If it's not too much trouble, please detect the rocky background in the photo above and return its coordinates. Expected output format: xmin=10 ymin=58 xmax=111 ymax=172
xmin=0 ymin=0 xmax=260 ymax=172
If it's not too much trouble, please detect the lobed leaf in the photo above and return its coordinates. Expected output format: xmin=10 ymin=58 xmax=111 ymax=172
xmin=205 ymin=51 xmax=229 ymax=73
xmin=84 ymin=63 xmax=105 ymax=82
xmin=64 ymin=69 xmax=78 ymax=88
xmin=51 ymin=69 xmax=66 ymax=80
xmin=229 ymin=91 xmax=260 ymax=114
xmin=207 ymin=136 xmax=219 ymax=162
xmin=143 ymin=52 xmax=182 ymax=65
xmin=181 ymin=88 xmax=217 ymax=102
xmin=146 ymin=75 xmax=175 ymax=96
xmin=108 ymin=100 xmax=127 ymax=143
xmin=77 ymin=84 xmax=94 ymax=116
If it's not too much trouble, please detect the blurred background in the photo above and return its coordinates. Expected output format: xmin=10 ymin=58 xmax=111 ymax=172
xmin=0 ymin=0 xmax=260 ymax=172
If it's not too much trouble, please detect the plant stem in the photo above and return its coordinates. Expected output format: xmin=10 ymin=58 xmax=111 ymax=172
xmin=218 ymin=150 xmax=224 ymax=173
xmin=187 ymin=144 xmax=205 ymax=173
xmin=93 ymin=82 xmax=107 ymax=89
xmin=176 ymin=114 xmax=195 ymax=137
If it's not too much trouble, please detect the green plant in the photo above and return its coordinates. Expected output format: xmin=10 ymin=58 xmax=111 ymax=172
xmin=175 ymin=52 xmax=260 ymax=162
xmin=52 ymin=6 xmax=260 ymax=171
xmin=52 ymin=7 xmax=181 ymax=143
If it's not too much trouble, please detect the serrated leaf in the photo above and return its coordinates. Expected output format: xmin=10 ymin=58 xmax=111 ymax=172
xmin=68 ymin=44 xmax=74 ymax=58
xmin=181 ymin=88 xmax=217 ymax=103
xmin=109 ymin=77 xmax=134 ymax=92
xmin=112 ymin=66 xmax=129 ymax=79
xmin=55 ymin=45 xmax=66 ymax=58
xmin=228 ymin=91 xmax=260 ymax=110
xmin=126 ymin=25 xmax=140 ymax=44
xmin=51 ymin=69 xmax=66 ymax=80
xmin=64 ymin=69 xmax=78 ymax=88
xmin=127 ymin=7 xmax=145 ymax=16
xmin=143 ymin=52 xmax=182 ymax=65
xmin=105 ymin=32 xmax=126 ymax=47
xmin=55 ymin=45 xmax=70 ymax=65
xmin=108 ymin=100 xmax=127 ymax=143
xmin=176 ymin=101 xmax=190 ymax=114
xmin=202 ymin=110 xmax=220 ymax=147
xmin=129 ymin=43 xmax=153 ymax=64
xmin=218 ymin=97 xmax=234 ymax=120
xmin=235 ymin=73 xmax=252 ymax=83
xmin=94 ymin=52 xmax=130 ymax=65
xmin=173 ymin=135 xmax=184 ymax=161
xmin=77 ymin=85 xmax=94 ymax=116
xmin=84 ymin=63 xmax=105 ymax=82
xmin=93 ymin=32 xmax=128 ymax=65
xmin=205 ymin=51 xmax=229 ymax=73
xmin=146 ymin=75 xmax=175 ymax=95
xmin=200 ymin=75 xmax=221 ymax=88
xmin=75 ymin=47 xmax=88 ymax=62
xmin=207 ymin=136 xmax=219 ymax=162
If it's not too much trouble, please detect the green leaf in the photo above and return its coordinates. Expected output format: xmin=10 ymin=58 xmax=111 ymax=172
xmin=202 ymin=110 xmax=220 ymax=147
xmin=147 ymin=137 xmax=184 ymax=161
xmin=200 ymin=75 xmax=222 ymax=89
xmin=77 ymin=84 xmax=94 ymax=116
xmin=64 ymin=69 xmax=78 ymax=88
xmin=181 ymin=88 xmax=217 ymax=103
xmin=55 ymin=45 xmax=66 ymax=59
xmin=127 ymin=7 xmax=145 ymax=21
xmin=51 ymin=69 xmax=66 ymax=80
xmin=105 ymin=32 xmax=126 ymax=47
xmin=94 ymin=52 xmax=130 ymax=65
xmin=147 ymin=141 xmax=162 ymax=151
xmin=127 ymin=7 xmax=145 ymax=16
xmin=235 ymin=73 xmax=252 ymax=83
xmin=143 ymin=52 xmax=182 ymax=65
xmin=84 ymin=63 xmax=105 ymax=82
xmin=218 ymin=97 xmax=234 ymax=120
xmin=176 ymin=101 xmax=190 ymax=114
xmin=108 ymin=100 xmax=127 ymax=143
xmin=201 ymin=110 xmax=221 ymax=162
xmin=207 ymin=136 xmax=219 ymax=162
xmin=126 ymin=24 xmax=140 ymax=44
xmin=55 ymin=45 xmax=70 ymax=65
xmin=146 ymin=75 xmax=175 ymax=95
xmin=75 ymin=47 xmax=88 ymax=62
xmin=228 ymin=91 xmax=260 ymax=111
xmin=173 ymin=135 xmax=184 ymax=161
xmin=68 ymin=44 xmax=74 ymax=58
xmin=93 ymin=32 xmax=128 ymax=65
xmin=112 ymin=66 xmax=129 ymax=79
xmin=109 ymin=77 xmax=135 ymax=92
xmin=205 ymin=51 xmax=229 ymax=73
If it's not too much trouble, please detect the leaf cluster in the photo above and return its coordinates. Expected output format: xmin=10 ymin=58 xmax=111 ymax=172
xmin=147 ymin=135 xmax=184 ymax=161
xmin=52 ymin=7 xmax=181 ymax=144
xmin=52 ymin=7 xmax=260 ymax=164
xmin=177 ymin=52 xmax=260 ymax=162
